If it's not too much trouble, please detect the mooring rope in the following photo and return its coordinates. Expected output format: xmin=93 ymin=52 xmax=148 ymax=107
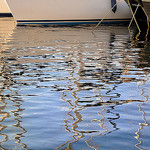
xmin=92 ymin=0 xmax=121 ymax=32
xmin=127 ymin=0 xmax=150 ymax=41
xmin=141 ymin=6 xmax=150 ymax=33
xmin=127 ymin=0 xmax=141 ymax=34
xmin=128 ymin=2 xmax=141 ymax=39
xmin=128 ymin=3 xmax=140 ymax=30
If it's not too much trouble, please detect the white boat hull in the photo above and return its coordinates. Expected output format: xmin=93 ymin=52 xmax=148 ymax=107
xmin=0 ymin=0 xmax=11 ymax=16
xmin=6 ymin=0 xmax=131 ymax=25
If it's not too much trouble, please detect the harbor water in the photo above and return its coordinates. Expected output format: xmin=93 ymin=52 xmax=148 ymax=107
xmin=0 ymin=17 xmax=150 ymax=150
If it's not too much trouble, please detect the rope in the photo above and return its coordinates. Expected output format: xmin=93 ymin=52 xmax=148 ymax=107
xmin=128 ymin=3 xmax=141 ymax=40
xmin=128 ymin=4 xmax=140 ymax=30
xmin=92 ymin=0 xmax=121 ymax=32
xmin=127 ymin=0 xmax=141 ymax=34
xmin=127 ymin=0 xmax=150 ymax=41
xmin=141 ymin=6 xmax=150 ymax=41
xmin=141 ymin=6 xmax=150 ymax=31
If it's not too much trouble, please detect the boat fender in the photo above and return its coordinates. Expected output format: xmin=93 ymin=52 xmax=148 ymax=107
xmin=111 ymin=0 xmax=117 ymax=13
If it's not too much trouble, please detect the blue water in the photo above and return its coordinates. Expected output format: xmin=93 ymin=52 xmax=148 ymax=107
xmin=0 ymin=17 xmax=150 ymax=150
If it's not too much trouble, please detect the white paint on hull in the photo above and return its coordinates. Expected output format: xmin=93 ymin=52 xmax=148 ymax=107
xmin=0 ymin=0 xmax=10 ymax=13
xmin=6 ymin=0 xmax=132 ymax=25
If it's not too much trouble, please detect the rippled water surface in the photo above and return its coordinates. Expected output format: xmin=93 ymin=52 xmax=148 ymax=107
xmin=0 ymin=18 xmax=150 ymax=150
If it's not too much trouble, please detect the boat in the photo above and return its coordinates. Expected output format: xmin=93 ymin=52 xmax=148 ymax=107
xmin=5 ymin=0 xmax=131 ymax=25
xmin=0 ymin=0 xmax=12 ymax=17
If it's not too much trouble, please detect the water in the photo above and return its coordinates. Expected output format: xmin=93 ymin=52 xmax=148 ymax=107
xmin=0 ymin=17 xmax=150 ymax=150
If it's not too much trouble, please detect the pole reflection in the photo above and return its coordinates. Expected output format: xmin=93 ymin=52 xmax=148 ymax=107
xmin=55 ymin=30 xmax=145 ymax=149
xmin=135 ymin=72 xmax=149 ymax=150
xmin=0 ymin=56 xmax=30 ymax=149
xmin=0 ymin=19 xmax=149 ymax=149
xmin=0 ymin=18 xmax=30 ymax=150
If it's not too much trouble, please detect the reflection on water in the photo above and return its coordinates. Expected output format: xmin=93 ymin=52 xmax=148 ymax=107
xmin=0 ymin=18 xmax=150 ymax=150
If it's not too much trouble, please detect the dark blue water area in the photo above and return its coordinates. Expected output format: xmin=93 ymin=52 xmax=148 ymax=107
xmin=0 ymin=18 xmax=150 ymax=150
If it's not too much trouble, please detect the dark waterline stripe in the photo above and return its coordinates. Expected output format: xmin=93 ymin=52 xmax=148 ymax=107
xmin=17 ymin=19 xmax=130 ymax=23
xmin=0 ymin=13 xmax=13 ymax=17
xmin=17 ymin=19 xmax=130 ymax=25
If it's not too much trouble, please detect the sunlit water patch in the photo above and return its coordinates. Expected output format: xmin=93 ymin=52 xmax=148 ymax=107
xmin=0 ymin=18 xmax=150 ymax=150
